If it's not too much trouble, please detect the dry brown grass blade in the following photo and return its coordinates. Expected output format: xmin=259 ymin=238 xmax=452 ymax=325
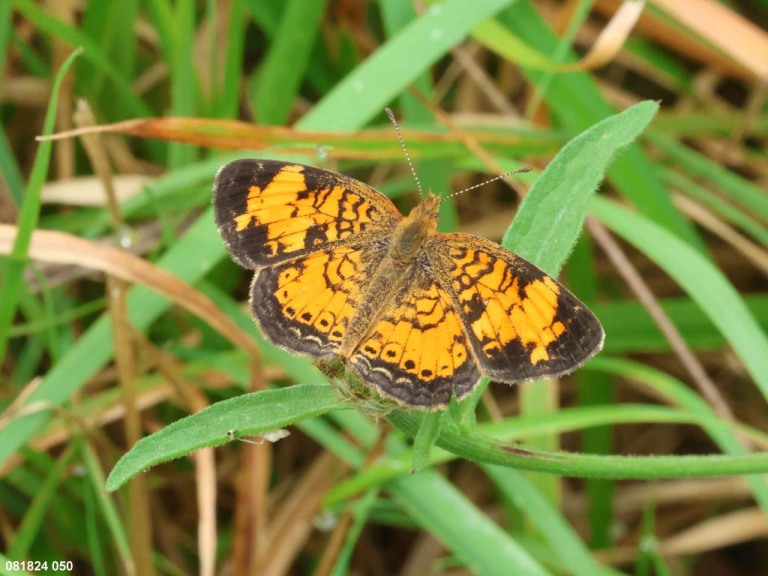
xmin=256 ymin=453 xmax=336 ymax=576
xmin=0 ymin=224 xmax=260 ymax=359
xmin=730 ymin=79 xmax=768 ymax=159
xmin=0 ymin=377 xmax=43 ymax=432
xmin=569 ymin=0 xmax=646 ymax=71
xmin=410 ymin=92 xmax=525 ymax=199
xmin=651 ymin=0 xmax=768 ymax=79
xmin=615 ymin=477 xmax=752 ymax=514
xmin=450 ymin=44 xmax=518 ymax=114
xmin=36 ymin=117 xmax=294 ymax=148
xmin=231 ymin=442 xmax=271 ymax=576
xmin=470 ymin=0 xmax=644 ymax=79
xmin=598 ymin=507 xmax=768 ymax=564
xmin=107 ymin=275 xmax=153 ymax=576
xmin=313 ymin=432 xmax=385 ymax=576
xmin=144 ymin=346 xmax=222 ymax=576
xmin=230 ymin=364 xmax=271 ymax=576
xmin=73 ymin=99 xmax=124 ymax=225
xmin=195 ymin=427 xmax=217 ymax=576
xmin=587 ymin=217 xmax=737 ymax=425
xmin=674 ymin=194 xmax=768 ymax=279
xmin=48 ymin=0 xmax=75 ymax=180
xmin=27 ymin=385 xmax=174 ymax=456
xmin=659 ymin=508 xmax=768 ymax=556
xmin=41 ymin=174 xmax=152 ymax=206
xmin=0 ymin=76 xmax=51 ymax=107
xmin=593 ymin=1 xmax=750 ymax=80
xmin=35 ymin=116 xmax=539 ymax=160
xmin=594 ymin=0 xmax=768 ymax=79
xmin=313 ymin=512 xmax=355 ymax=576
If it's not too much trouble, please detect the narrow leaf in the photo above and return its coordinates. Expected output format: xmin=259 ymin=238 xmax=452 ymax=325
xmin=503 ymin=100 xmax=659 ymax=275
xmin=106 ymin=384 xmax=343 ymax=492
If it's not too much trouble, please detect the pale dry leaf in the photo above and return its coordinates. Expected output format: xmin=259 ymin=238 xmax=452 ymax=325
xmin=0 ymin=224 xmax=259 ymax=359
xmin=576 ymin=0 xmax=647 ymax=71
xmin=660 ymin=508 xmax=768 ymax=556
xmin=42 ymin=174 xmax=152 ymax=206
xmin=651 ymin=0 xmax=768 ymax=79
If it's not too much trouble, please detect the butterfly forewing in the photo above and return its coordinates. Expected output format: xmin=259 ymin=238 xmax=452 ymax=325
xmin=427 ymin=233 xmax=604 ymax=383
xmin=214 ymin=159 xmax=401 ymax=269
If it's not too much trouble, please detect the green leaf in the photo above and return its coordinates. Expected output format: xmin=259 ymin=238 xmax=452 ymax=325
xmin=299 ymin=0 xmax=514 ymax=130
xmin=252 ymin=0 xmax=329 ymax=125
xmin=503 ymin=100 xmax=659 ymax=275
xmin=389 ymin=469 xmax=552 ymax=576
xmin=106 ymin=384 xmax=343 ymax=492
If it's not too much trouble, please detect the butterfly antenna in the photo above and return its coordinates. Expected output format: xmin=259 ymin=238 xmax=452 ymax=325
xmin=444 ymin=167 xmax=532 ymax=201
xmin=385 ymin=108 xmax=424 ymax=198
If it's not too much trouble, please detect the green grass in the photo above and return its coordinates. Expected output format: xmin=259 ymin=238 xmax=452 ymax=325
xmin=2 ymin=1 xmax=768 ymax=574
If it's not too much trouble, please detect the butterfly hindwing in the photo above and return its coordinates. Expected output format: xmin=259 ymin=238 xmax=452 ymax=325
xmin=252 ymin=242 xmax=390 ymax=359
xmin=348 ymin=262 xmax=481 ymax=407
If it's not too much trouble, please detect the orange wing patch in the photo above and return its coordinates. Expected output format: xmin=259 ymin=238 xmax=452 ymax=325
xmin=349 ymin=268 xmax=480 ymax=407
xmin=251 ymin=243 xmax=388 ymax=358
xmin=235 ymin=165 xmax=375 ymax=259
xmin=214 ymin=159 xmax=401 ymax=268
xmin=430 ymin=233 xmax=602 ymax=384
xmin=511 ymin=276 xmax=567 ymax=363
xmin=449 ymin=245 xmax=565 ymax=364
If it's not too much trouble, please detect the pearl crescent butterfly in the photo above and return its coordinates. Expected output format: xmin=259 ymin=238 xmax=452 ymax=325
xmin=214 ymin=159 xmax=604 ymax=409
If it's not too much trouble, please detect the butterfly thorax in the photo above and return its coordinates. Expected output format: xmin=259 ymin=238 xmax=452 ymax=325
xmin=390 ymin=193 xmax=440 ymax=266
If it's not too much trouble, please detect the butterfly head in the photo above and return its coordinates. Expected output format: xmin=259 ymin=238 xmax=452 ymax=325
xmin=407 ymin=192 xmax=440 ymax=228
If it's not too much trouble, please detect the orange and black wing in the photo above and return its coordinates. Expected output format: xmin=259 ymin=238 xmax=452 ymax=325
xmin=251 ymin=243 xmax=390 ymax=359
xmin=213 ymin=159 xmax=402 ymax=269
xmin=347 ymin=263 xmax=481 ymax=408
xmin=430 ymin=233 xmax=604 ymax=384
xmin=214 ymin=159 xmax=402 ymax=360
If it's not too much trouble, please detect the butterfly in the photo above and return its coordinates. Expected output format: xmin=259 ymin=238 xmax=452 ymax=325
xmin=213 ymin=159 xmax=604 ymax=408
